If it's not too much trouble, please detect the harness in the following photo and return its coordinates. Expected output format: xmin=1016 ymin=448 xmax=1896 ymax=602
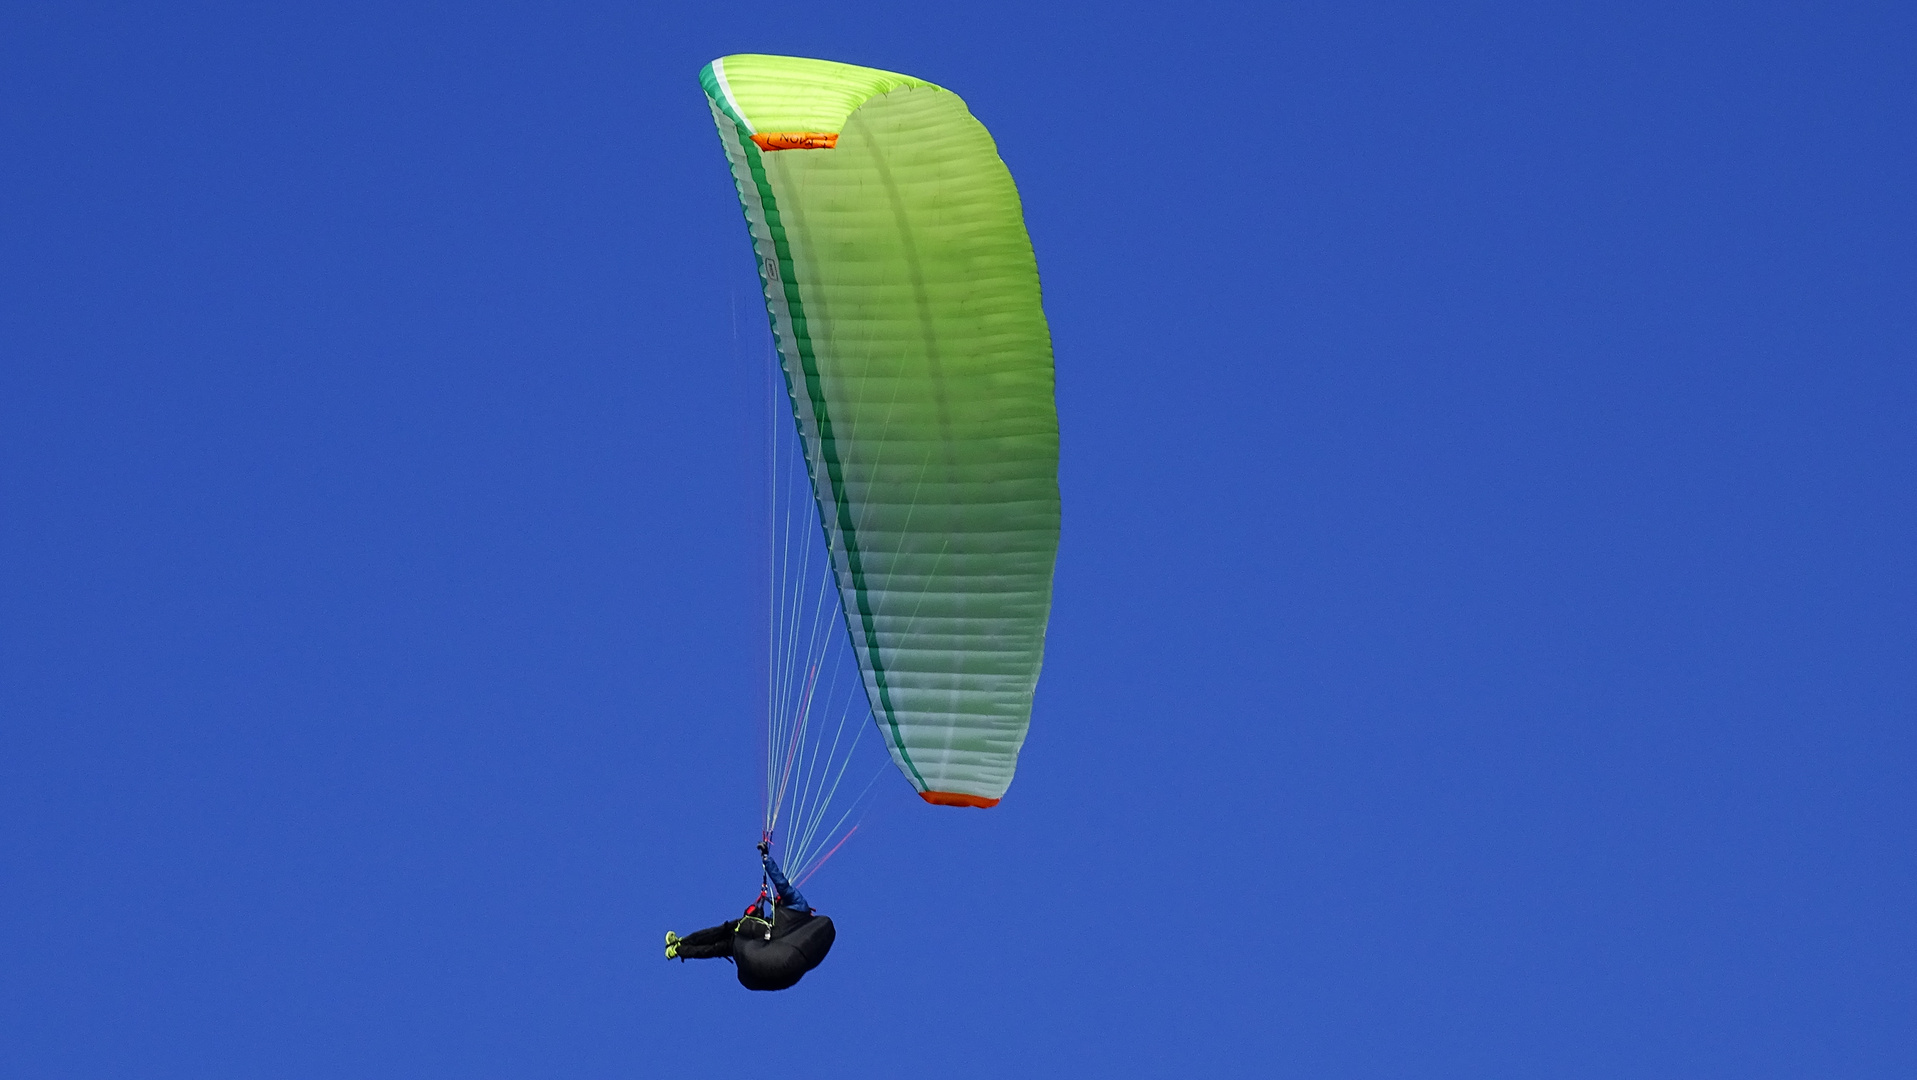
xmin=738 ymin=883 xmax=774 ymax=939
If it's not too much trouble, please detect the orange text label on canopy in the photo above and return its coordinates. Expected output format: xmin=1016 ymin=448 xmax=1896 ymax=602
xmin=919 ymin=791 xmax=1000 ymax=809
xmin=751 ymin=132 xmax=840 ymax=151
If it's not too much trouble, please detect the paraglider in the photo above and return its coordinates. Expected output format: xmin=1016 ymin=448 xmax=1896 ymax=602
xmin=668 ymin=53 xmax=1059 ymax=988
xmin=665 ymin=843 xmax=836 ymax=992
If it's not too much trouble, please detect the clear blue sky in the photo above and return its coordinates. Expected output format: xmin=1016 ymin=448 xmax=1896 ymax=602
xmin=3 ymin=2 xmax=1912 ymax=1076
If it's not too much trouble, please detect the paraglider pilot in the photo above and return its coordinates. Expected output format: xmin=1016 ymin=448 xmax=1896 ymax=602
xmin=664 ymin=841 xmax=836 ymax=991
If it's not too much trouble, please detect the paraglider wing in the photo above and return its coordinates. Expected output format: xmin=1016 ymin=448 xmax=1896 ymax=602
xmin=702 ymin=55 xmax=1060 ymax=807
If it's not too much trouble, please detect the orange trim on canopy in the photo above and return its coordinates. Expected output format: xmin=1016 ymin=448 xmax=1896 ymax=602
xmin=919 ymin=791 xmax=1000 ymax=808
xmin=751 ymin=132 xmax=840 ymax=151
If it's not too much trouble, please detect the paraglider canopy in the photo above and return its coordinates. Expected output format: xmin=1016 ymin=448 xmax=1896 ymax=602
xmin=701 ymin=54 xmax=1062 ymax=811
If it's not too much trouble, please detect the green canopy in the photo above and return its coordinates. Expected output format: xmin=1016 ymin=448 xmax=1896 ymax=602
xmin=701 ymin=55 xmax=1060 ymax=806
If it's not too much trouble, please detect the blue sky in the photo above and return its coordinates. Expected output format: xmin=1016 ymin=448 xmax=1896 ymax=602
xmin=3 ymin=2 xmax=1912 ymax=1076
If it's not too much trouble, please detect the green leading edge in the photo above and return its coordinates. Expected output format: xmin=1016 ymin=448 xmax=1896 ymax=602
xmin=701 ymin=54 xmax=1060 ymax=807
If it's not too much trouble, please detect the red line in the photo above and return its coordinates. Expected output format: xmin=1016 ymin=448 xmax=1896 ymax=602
xmin=797 ymin=825 xmax=858 ymax=888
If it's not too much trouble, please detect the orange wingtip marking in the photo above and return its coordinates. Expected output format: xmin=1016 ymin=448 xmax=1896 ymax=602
xmin=919 ymin=791 xmax=1000 ymax=808
xmin=751 ymin=132 xmax=839 ymax=151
